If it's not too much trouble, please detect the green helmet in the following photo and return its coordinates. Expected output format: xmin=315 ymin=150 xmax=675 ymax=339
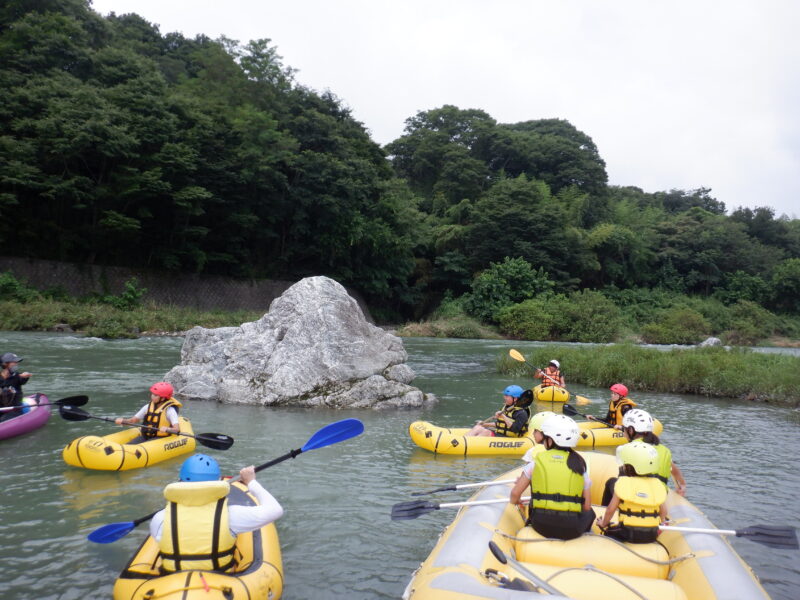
xmin=616 ymin=440 xmax=658 ymax=475
xmin=529 ymin=410 xmax=557 ymax=432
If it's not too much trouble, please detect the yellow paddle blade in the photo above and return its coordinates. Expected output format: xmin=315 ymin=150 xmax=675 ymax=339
xmin=509 ymin=349 xmax=526 ymax=362
xmin=576 ymin=395 xmax=592 ymax=406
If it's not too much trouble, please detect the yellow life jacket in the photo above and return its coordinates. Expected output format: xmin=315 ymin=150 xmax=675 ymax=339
xmin=653 ymin=443 xmax=672 ymax=485
xmin=615 ymin=476 xmax=666 ymax=530
xmin=530 ymin=449 xmax=584 ymax=513
xmin=159 ymin=481 xmax=236 ymax=573
xmin=539 ymin=367 xmax=562 ymax=388
xmin=605 ymin=397 xmax=636 ymax=425
xmin=494 ymin=405 xmax=529 ymax=437
xmin=142 ymin=397 xmax=181 ymax=439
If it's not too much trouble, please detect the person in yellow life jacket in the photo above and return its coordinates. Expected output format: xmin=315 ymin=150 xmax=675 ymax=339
xmin=588 ymin=383 xmax=636 ymax=428
xmin=510 ymin=415 xmax=595 ymax=540
xmin=534 ymin=360 xmax=565 ymax=388
xmin=467 ymin=385 xmax=531 ymax=437
xmin=601 ymin=409 xmax=686 ymax=504
xmin=596 ymin=440 xmax=668 ymax=544
xmin=115 ymin=381 xmax=181 ymax=443
xmin=150 ymin=454 xmax=284 ymax=573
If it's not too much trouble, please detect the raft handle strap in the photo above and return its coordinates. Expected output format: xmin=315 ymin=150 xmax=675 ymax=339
xmin=494 ymin=529 xmax=695 ymax=566
xmin=545 ymin=565 xmax=652 ymax=600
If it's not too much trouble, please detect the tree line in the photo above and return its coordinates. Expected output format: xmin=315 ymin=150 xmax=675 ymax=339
xmin=1 ymin=0 xmax=799 ymax=331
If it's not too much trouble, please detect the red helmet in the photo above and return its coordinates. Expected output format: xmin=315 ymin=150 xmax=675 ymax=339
xmin=150 ymin=381 xmax=174 ymax=399
xmin=610 ymin=383 xmax=628 ymax=397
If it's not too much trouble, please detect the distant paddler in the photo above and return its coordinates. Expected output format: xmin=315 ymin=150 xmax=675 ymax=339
xmin=534 ymin=359 xmax=565 ymax=388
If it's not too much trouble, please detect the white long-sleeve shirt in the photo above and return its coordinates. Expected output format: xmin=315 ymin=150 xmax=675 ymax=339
xmin=149 ymin=479 xmax=284 ymax=541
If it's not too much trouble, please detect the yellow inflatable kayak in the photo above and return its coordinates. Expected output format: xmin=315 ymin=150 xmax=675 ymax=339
xmin=409 ymin=418 xmax=663 ymax=455
xmin=62 ymin=417 xmax=196 ymax=470
xmin=113 ymin=480 xmax=283 ymax=600
xmin=533 ymin=384 xmax=569 ymax=403
xmin=402 ymin=452 xmax=771 ymax=600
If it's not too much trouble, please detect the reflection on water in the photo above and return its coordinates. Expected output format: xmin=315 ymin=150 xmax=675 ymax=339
xmin=0 ymin=332 xmax=797 ymax=599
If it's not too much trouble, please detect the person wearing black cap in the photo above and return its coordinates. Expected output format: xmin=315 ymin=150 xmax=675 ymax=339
xmin=0 ymin=352 xmax=32 ymax=422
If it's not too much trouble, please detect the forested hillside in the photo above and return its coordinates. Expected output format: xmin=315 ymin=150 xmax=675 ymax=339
xmin=2 ymin=0 xmax=799 ymax=342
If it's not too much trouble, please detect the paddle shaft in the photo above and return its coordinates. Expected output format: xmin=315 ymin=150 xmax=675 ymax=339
xmin=488 ymin=541 xmax=563 ymax=596
xmin=564 ymin=403 xmax=613 ymax=427
xmin=440 ymin=496 xmax=529 ymax=510
xmin=0 ymin=394 xmax=88 ymax=412
xmin=413 ymin=478 xmax=517 ymax=495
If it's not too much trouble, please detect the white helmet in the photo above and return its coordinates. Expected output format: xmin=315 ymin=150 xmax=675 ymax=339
xmin=616 ymin=440 xmax=659 ymax=475
xmin=541 ymin=414 xmax=580 ymax=448
xmin=622 ymin=409 xmax=654 ymax=433
xmin=529 ymin=410 xmax=556 ymax=432
xmin=549 ymin=359 xmax=560 ymax=368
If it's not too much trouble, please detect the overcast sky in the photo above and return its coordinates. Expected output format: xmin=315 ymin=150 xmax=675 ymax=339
xmin=91 ymin=0 xmax=800 ymax=217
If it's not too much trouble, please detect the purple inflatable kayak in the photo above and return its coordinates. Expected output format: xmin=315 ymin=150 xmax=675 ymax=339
xmin=0 ymin=393 xmax=50 ymax=440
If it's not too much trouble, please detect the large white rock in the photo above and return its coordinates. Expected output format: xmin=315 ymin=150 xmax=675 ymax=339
xmin=164 ymin=276 xmax=435 ymax=409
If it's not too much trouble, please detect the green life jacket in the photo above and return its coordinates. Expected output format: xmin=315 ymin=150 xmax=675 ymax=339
xmin=654 ymin=443 xmax=672 ymax=485
xmin=530 ymin=449 xmax=584 ymax=513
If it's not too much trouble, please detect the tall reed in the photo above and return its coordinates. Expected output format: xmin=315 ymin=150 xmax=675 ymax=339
xmin=497 ymin=344 xmax=800 ymax=406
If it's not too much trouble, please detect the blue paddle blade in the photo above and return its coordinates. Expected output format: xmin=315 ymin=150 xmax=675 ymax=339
xmin=301 ymin=418 xmax=364 ymax=451
xmin=87 ymin=521 xmax=136 ymax=544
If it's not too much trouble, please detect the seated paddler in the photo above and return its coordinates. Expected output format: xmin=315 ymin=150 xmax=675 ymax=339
xmin=466 ymin=385 xmax=532 ymax=437
xmin=150 ymin=454 xmax=284 ymax=573
xmin=115 ymin=381 xmax=181 ymax=443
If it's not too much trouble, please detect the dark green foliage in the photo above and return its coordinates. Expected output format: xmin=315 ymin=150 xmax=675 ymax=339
xmin=1 ymin=1 xmax=799 ymax=331
xmin=640 ymin=307 xmax=711 ymax=345
xmin=496 ymin=290 xmax=621 ymax=342
xmin=97 ymin=277 xmax=147 ymax=310
xmin=465 ymin=256 xmax=554 ymax=322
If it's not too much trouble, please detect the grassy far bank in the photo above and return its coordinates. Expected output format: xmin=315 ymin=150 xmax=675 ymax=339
xmin=0 ymin=299 xmax=262 ymax=338
xmin=497 ymin=344 xmax=800 ymax=407
xmin=0 ymin=272 xmax=261 ymax=338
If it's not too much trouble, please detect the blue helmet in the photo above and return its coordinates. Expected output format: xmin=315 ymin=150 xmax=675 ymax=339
xmin=503 ymin=385 xmax=524 ymax=398
xmin=179 ymin=454 xmax=220 ymax=482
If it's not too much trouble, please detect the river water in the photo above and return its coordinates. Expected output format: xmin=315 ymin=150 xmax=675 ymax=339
xmin=0 ymin=332 xmax=798 ymax=599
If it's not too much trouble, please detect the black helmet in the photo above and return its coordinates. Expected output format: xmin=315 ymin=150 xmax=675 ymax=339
xmin=1 ymin=352 xmax=22 ymax=364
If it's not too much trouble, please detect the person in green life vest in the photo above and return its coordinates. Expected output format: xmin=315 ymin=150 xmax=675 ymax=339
xmin=509 ymin=414 xmax=595 ymax=540
xmin=596 ymin=440 xmax=668 ymax=544
xmin=466 ymin=385 xmax=532 ymax=437
xmin=115 ymin=381 xmax=181 ymax=444
xmin=600 ymin=408 xmax=686 ymax=505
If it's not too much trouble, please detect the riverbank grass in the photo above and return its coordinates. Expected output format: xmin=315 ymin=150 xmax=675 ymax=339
xmin=497 ymin=344 xmax=800 ymax=406
xmin=0 ymin=299 xmax=261 ymax=338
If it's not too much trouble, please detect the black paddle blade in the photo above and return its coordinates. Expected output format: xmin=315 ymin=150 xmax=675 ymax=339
xmin=562 ymin=404 xmax=580 ymax=417
xmin=195 ymin=433 xmax=234 ymax=451
xmin=391 ymin=500 xmax=440 ymax=521
xmin=411 ymin=485 xmax=456 ymax=496
xmin=59 ymin=405 xmax=90 ymax=421
xmin=54 ymin=395 xmax=89 ymax=407
xmin=488 ymin=541 xmax=508 ymax=565
xmin=738 ymin=525 xmax=799 ymax=549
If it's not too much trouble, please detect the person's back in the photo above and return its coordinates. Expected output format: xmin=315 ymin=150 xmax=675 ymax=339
xmin=597 ymin=441 xmax=667 ymax=544
xmin=160 ymin=479 xmax=236 ymax=572
xmin=509 ymin=415 xmax=595 ymax=541
xmin=151 ymin=454 xmax=284 ymax=573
